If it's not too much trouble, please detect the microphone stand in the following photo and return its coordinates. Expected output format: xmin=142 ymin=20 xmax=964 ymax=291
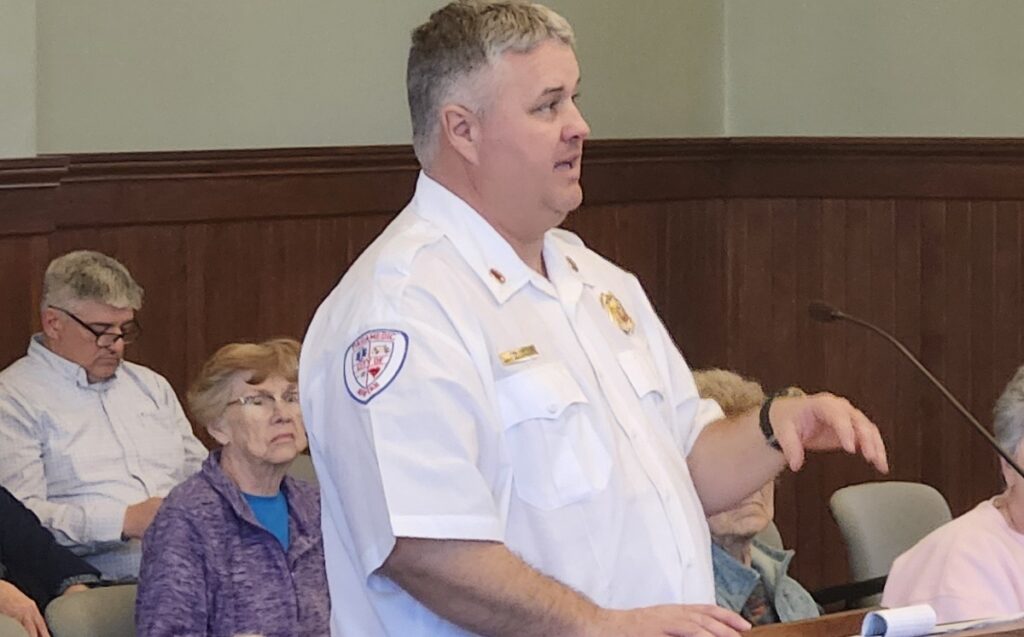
xmin=808 ymin=301 xmax=1024 ymax=481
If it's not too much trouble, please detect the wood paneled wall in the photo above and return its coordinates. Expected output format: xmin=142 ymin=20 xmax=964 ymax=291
xmin=3 ymin=138 xmax=1024 ymax=590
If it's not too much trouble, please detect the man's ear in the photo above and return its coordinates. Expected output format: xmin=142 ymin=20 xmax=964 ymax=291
xmin=40 ymin=306 xmax=62 ymax=340
xmin=440 ymin=103 xmax=481 ymax=165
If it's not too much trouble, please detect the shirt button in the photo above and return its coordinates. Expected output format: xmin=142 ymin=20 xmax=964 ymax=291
xmin=546 ymin=403 xmax=558 ymax=415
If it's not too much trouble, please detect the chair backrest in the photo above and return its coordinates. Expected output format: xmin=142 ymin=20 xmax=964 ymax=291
xmin=830 ymin=481 xmax=952 ymax=585
xmin=286 ymin=453 xmax=318 ymax=485
xmin=0 ymin=616 xmax=28 ymax=637
xmin=754 ymin=519 xmax=784 ymax=551
xmin=45 ymin=584 xmax=137 ymax=637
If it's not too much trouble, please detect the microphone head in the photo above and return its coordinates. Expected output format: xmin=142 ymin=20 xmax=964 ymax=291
xmin=808 ymin=300 xmax=842 ymax=323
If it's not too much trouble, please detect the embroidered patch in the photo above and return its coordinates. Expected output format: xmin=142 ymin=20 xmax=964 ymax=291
xmin=344 ymin=329 xmax=409 ymax=404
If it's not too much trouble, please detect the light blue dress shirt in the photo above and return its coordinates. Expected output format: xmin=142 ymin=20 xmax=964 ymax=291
xmin=0 ymin=335 xmax=207 ymax=579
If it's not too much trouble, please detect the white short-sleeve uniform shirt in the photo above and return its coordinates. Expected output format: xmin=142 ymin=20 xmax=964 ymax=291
xmin=301 ymin=172 xmax=724 ymax=636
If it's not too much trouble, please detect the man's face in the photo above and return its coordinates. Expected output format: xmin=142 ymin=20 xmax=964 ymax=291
xmin=42 ymin=299 xmax=136 ymax=383
xmin=707 ymin=480 xmax=776 ymax=542
xmin=472 ymin=39 xmax=590 ymax=242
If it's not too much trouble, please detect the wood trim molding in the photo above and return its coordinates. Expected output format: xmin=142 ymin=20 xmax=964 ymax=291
xmin=61 ymin=145 xmax=420 ymax=182
xmin=7 ymin=138 xmax=1024 ymax=233
xmin=0 ymin=156 xmax=69 ymax=190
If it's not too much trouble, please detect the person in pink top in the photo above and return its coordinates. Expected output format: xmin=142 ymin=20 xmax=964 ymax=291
xmin=882 ymin=364 xmax=1024 ymax=622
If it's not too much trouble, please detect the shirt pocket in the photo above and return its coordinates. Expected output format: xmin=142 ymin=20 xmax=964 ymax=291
xmin=617 ymin=347 xmax=665 ymax=400
xmin=496 ymin=362 xmax=612 ymax=511
xmin=133 ymin=410 xmax=186 ymax=478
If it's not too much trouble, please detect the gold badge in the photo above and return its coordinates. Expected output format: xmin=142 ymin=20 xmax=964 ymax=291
xmin=600 ymin=292 xmax=635 ymax=335
xmin=499 ymin=345 xmax=539 ymax=366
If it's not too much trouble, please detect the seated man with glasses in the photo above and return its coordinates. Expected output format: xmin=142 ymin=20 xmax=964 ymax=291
xmin=0 ymin=250 xmax=207 ymax=580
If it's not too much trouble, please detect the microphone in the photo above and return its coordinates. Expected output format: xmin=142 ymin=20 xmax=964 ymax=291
xmin=808 ymin=300 xmax=1024 ymax=480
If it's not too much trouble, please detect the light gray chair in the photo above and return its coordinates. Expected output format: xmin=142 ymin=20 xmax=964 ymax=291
xmin=286 ymin=453 xmax=318 ymax=485
xmin=45 ymin=584 xmax=137 ymax=637
xmin=754 ymin=519 xmax=784 ymax=551
xmin=0 ymin=616 xmax=28 ymax=637
xmin=829 ymin=481 xmax=952 ymax=607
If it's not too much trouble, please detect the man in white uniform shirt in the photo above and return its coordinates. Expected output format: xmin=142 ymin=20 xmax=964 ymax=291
xmin=0 ymin=251 xmax=207 ymax=580
xmin=300 ymin=2 xmax=890 ymax=636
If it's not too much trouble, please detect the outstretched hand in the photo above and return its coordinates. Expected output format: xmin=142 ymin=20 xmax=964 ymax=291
xmin=769 ymin=393 xmax=889 ymax=474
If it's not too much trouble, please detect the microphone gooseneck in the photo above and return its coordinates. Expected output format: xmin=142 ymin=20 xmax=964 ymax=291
xmin=808 ymin=300 xmax=1024 ymax=481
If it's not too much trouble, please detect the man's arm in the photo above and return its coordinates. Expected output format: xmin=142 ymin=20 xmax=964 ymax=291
xmin=688 ymin=393 xmax=889 ymax=515
xmin=155 ymin=376 xmax=207 ymax=477
xmin=0 ymin=405 xmax=125 ymax=550
xmin=0 ymin=487 xmax=99 ymax=608
xmin=381 ymin=538 xmax=751 ymax=637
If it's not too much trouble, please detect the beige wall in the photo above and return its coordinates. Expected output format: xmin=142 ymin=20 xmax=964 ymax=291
xmin=725 ymin=0 xmax=1024 ymax=136
xmin=32 ymin=1 xmax=1023 ymax=152
xmin=34 ymin=0 xmax=722 ymax=154
xmin=1 ymin=0 xmax=37 ymax=158
xmin=552 ymin=0 xmax=723 ymax=139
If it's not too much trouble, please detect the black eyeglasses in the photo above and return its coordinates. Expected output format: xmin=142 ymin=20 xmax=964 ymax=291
xmin=50 ymin=306 xmax=141 ymax=347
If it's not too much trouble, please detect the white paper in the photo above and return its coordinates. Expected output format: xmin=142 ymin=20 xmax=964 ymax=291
xmin=929 ymin=612 xmax=1024 ymax=635
xmin=861 ymin=605 xmax=937 ymax=637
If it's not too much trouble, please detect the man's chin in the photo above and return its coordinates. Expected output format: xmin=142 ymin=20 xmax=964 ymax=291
xmin=90 ymin=360 xmax=121 ymax=380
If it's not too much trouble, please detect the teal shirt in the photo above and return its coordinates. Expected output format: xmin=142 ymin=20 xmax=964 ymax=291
xmin=243 ymin=491 xmax=290 ymax=550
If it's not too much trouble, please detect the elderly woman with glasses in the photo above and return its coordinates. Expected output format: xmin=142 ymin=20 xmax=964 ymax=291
xmin=883 ymin=363 xmax=1024 ymax=622
xmin=135 ymin=338 xmax=329 ymax=637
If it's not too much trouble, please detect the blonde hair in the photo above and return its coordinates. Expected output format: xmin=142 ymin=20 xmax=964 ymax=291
xmin=693 ymin=368 xmax=807 ymax=418
xmin=407 ymin=0 xmax=575 ymax=166
xmin=187 ymin=338 xmax=300 ymax=429
xmin=42 ymin=250 xmax=143 ymax=311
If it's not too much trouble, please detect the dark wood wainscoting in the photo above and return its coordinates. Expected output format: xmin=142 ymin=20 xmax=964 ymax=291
xmin=4 ymin=138 xmax=1024 ymax=590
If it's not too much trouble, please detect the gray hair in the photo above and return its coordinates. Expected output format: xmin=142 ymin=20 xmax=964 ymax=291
xmin=42 ymin=250 xmax=144 ymax=312
xmin=994 ymin=364 xmax=1024 ymax=458
xmin=407 ymin=0 xmax=575 ymax=167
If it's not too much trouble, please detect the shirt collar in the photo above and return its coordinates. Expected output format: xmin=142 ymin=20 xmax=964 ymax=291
xmin=27 ymin=333 xmax=117 ymax=390
xmin=712 ymin=541 xmax=761 ymax=606
xmin=413 ymin=171 xmax=577 ymax=305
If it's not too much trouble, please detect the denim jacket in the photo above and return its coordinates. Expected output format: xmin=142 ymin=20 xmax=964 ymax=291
xmin=712 ymin=538 xmax=819 ymax=623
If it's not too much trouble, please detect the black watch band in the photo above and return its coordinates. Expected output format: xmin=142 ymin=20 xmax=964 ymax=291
xmin=759 ymin=391 xmax=784 ymax=451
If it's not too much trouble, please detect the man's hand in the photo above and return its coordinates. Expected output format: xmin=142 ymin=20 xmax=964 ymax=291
xmin=593 ymin=605 xmax=750 ymax=637
xmin=122 ymin=497 xmax=164 ymax=540
xmin=0 ymin=580 xmax=50 ymax=637
xmin=770 ymin=393 xmax=889 ymax=474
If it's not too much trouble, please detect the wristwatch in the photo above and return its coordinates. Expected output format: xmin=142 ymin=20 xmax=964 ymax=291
xmin=759 ymin=391 xmax=784 ymax=451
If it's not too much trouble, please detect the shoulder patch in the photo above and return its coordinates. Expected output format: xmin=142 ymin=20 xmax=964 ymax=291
xmin=344 ymin=329 xmax=409 ymax=404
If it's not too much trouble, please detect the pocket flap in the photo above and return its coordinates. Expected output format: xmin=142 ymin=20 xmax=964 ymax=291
xmin=496 ymin=363 xmax=588 ymax=425
xmin=617 ymin=348 xmax=663 ymax=398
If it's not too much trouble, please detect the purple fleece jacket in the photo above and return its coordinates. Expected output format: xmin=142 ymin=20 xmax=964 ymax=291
xmin=136 ymin=450 xmax=330 ymax=637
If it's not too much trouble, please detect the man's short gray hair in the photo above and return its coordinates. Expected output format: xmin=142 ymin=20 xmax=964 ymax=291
xmin=994 ymin=364 xmax=1024 ymax=459
xmin=42 ymin=250 xmax=144 ymax=312
xmin=407 ymin=0 xmax=575 ymax=167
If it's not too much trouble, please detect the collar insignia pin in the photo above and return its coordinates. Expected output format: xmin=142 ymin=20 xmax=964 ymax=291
xmin=600 ymin=292 xmax=635 ymax=335
xmin=489 ymin=268 xmax=506 ymax=284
